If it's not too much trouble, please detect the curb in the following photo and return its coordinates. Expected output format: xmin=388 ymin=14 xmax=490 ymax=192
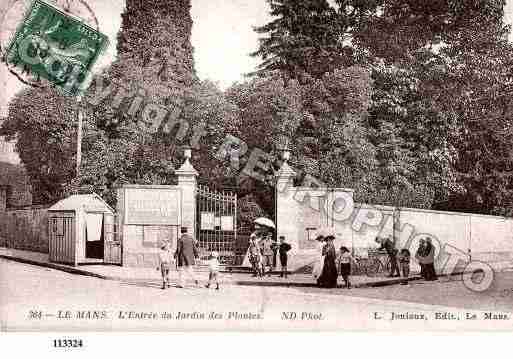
xmin=0 ymin=254 xmax=501 ymax=289
xmin=232 ymin=276 xmax=424 ymax=289
xmin=0 ymin=254 xmax=110 ymax=280
xmin=1 ymin=253 xmax=408 ymax=288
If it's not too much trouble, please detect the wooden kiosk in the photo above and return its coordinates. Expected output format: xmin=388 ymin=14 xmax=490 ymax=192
xmin=48 ymin=194 xmax=119 ymax=266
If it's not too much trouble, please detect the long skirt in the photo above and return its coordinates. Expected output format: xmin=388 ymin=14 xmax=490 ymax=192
xmin=419 ymin=263 xmax=426 ymax=279
xmin=424 ymin=263 xmax=438 ymax=281
xmin=317 ymin=257 xmax=338 ymax=288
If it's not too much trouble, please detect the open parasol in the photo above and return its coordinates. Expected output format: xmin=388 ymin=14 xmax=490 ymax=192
xmin=254 ymin=217 xmax=276 ymax=229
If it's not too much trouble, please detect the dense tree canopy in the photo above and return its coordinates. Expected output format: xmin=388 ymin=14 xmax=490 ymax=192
xmin=249 ymin=0 xmax=513 ymax=214
xmin=3 ymin=0 xmax=513 ymax=219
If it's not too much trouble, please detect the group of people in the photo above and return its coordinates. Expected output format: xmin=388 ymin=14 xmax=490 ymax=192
xmin=157 ymin=224 xmax=439 ymax=291
xmin=313 ymin=230 xmax=355 ymax=289
xmin=314 ymin=229 xmax=439 ymax=289
xmin=157 ymin=227 xmax=221 ymax=290
xmin=376 ymin=235 xmax=438 ymax=283
xmin=247 ymin=223 xmax=292 ymax=278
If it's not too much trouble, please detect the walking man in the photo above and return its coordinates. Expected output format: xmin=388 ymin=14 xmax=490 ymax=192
xmin=174 ymin=227 xmax=199 ymax=288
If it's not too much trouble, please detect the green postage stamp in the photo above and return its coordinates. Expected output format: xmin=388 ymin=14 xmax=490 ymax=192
xmin=3 ymin=0 xmax=108 ymax=96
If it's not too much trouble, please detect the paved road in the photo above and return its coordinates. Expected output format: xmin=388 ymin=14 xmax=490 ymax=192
xmin=299 ymin=272 xmax=513 ymax=312
xmin=1 ymin=259 xmax=512 ymax=331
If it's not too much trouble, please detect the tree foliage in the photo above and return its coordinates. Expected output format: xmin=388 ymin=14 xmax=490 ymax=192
xmin=0 ymin=86 xmax=77 ymax=204
xmin=251 ymin=0 xmax=352 ymax=80
xmin=225 ymin=66 xmax=378 ymax=211
xmin=250 ymin=0 xmax=513 ymax=214
xmin=3 ymin=0 xmax=513 ymax=219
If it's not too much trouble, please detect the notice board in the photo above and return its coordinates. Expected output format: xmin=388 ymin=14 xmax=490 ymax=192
xmin=124 ymin=187 xmax=181 ymax=225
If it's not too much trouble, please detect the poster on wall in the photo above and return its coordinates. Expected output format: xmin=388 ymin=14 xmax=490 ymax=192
xmin=200 ymin=212 xmax=215 ymax=230
xmin=221 ymin=216 xmax=234 ymax=231
xmin=143 ymin=226 xmax=175 ymax=248
xmin=125 ymin=187 xmax=181 ymax=225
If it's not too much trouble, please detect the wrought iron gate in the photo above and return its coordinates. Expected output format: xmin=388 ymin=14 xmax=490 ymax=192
xmin=196 ymin=185 xmax=237 ymax=265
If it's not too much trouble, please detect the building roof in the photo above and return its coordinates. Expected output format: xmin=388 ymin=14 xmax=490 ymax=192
xmin=48 ymin=193 xmax=114 ymax=213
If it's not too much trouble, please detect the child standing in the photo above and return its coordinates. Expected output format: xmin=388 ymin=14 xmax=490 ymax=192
xmin=338 ymin=246 xmax=355 ymax=289
xmin=398 ymin=248 xmax=411 ymax=285
xmin=205 ymin=251 xmax=220 ymax=290
xmin=157 ymin=241 xmax=172 ymax=290
xmin=278 ymin=235 xmax=292 ymax=278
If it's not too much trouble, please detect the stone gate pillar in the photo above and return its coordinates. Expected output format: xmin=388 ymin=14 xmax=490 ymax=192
xmin=275 ymin=150 xmax=299 ymax=256
xmin=176 ymin=148 xmax=198 ymax=239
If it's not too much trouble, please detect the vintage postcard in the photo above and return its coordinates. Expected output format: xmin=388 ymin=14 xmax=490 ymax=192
xmin=1 ymin=0 xmax=513 ymax=334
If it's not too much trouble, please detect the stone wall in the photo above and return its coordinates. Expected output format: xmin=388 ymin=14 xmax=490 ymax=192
xmin=275 ymin=162 xmax=513 ymax=273
xmin=0 ymin=206 xmax=49 ymax=253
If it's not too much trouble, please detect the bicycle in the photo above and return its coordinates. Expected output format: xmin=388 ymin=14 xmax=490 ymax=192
xmin=352 ymin=250 xmax=391 ymax=277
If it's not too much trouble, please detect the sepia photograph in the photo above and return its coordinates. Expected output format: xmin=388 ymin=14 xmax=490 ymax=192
xmin=1 ymin=0 xmax=513 ymax=334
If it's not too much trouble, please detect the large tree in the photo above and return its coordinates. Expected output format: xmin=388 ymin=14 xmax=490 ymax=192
xmin=224 ymin=66 xmax=378 ymax=212
xmin=0 ymin=86 xmax=78 ymax=204
xmin=251 ymin=0 xmax=513 ymax=214
xmin=1 ymin=0 xmax=200 ymax=205
xmin=351 ymin=0 xmax=513 ymax=213
xmin=74 ymin=0 xmax=200 ymax=204
xmin=251 ymin=0 xmax=352 ymax=80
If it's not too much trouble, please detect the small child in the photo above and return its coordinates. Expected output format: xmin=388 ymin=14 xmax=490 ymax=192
xmin=157 ymin=241 xmax=172 ymax=290
xmin=205 ymin=251 xmax=220 ymax=290
xmin=338 ymin=246 xmax=355 ymax=289
xmin=398 ymin=248 xmax=411 ymax=285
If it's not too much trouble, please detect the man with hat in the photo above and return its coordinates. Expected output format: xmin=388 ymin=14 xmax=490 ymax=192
xmin=376 ymin=235 xmax=400 ymax=277
xmin=260 ymin=233 xmax=274 ymax=277
xmin=174 ymin=227 xmax=199 ymax=288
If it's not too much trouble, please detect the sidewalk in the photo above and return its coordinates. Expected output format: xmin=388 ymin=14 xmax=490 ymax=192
xmin=0 ymin=247 xmax=413 ymax=288
xmin=2 ymin=247 xmax=512 ymax=289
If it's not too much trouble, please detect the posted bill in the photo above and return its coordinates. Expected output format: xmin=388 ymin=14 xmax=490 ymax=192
xmin=1 ymin=0 xmax=513 ymax=333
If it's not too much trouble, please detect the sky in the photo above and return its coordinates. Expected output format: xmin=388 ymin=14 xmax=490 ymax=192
xmin=0 ymin=0 xmax=271 ymax=118
xmin=2 ymin=0 xmax=513 ymax=162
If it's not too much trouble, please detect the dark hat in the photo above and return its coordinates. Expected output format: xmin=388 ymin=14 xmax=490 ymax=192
xmin=181 ymin=227 xmax=188 ymax=233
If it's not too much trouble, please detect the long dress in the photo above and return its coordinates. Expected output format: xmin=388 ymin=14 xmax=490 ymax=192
xmin=317 ymin=241 xmax=338 ymax=288
xmin=242 ymin=232 xmax=262 ymax=267
xmin=424 ymin=242 xmax=438 ymax=281
xmin=415 ymin=244 xmax=426 ymax=279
